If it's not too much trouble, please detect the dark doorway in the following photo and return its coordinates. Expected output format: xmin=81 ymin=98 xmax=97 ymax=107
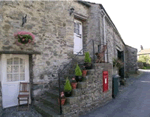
xmin=117 ymin=50 xmax=124 ymax=78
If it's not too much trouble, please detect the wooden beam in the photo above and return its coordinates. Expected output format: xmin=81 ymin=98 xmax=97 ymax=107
xmin=0 ymin=51 xmax=41 ymax=55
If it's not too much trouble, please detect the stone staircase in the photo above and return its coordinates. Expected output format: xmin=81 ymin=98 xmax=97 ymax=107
xmin=34 ymin=56 xmax=110 ymax=117
xmin=34 ymin=68 xmax=97 ymax=117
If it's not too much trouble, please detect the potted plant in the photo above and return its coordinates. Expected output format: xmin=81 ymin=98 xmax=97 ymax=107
xmin=113 ymin=58 xmax=124 ymax=68
xmin=14 ymin=31 xmax=35 ymax=45
xmin=82 ymin=66 xmax=87 ymax=77
xmin=84 ymin=52 xmax=92 ymax=69
xmin=64 ymin=77 xmax=72 ymax=97
xmin=75 ymin=64 xmax=83 ymax=82
xmin=58 ymin=92 xmax=66 ymax=105
xmin=71 ymin=78 xmax=77 ymax=89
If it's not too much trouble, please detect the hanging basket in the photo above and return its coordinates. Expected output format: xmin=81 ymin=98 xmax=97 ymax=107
xmin=14 ymin=31 xmax=35 ymax=45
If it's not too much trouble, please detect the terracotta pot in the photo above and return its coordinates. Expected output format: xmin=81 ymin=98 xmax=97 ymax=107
xmin=82 ymin=70 xmax=87 ymax=77
xmin=58 ymin=98 xmax=66 ymax=105
xmin=71 ymin=82 xmax=77 ymax=89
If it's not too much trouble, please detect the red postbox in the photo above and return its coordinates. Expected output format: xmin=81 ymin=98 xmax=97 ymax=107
xmin=103 ymin=71 xmax=108 ymax=92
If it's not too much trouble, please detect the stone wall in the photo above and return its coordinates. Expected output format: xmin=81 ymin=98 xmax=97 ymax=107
xmin=0 ymin=83 xmax=2 ymax=116
xmin=0 ymin=1 xmax=89 ymax=98
xmin=0 ymin=1 xmax=137 ymax=111
xmin=125 ymin=45 xmax=138 ymax=73
xmin=62 ymin=63 xmax=112 ymax=116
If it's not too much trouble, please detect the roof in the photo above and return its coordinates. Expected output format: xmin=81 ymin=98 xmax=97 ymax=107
xmin=138 ymin=48 xmax=150 ymax=55
xmin=126 ymin=44 xmax=137 ymax=50
xmin=77 ymin=0 xmax=126 ymax=46
xmin=77 ymin=0 xmax=91 ymax=7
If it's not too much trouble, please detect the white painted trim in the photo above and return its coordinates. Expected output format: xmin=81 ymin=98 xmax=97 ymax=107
xmin=0 ymin=55 xmax=1 ymax=82
xmin=116 ymin=46 xmax=122 ymax=51
xmin=1 ymin=54 xmax=30 ymax=108
xmin=74 ymin=19 xmax=83 ymax=55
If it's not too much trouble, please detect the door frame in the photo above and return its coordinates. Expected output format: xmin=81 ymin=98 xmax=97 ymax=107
xmin=0 ymin=54 xmax=31 ymax=108
xmin=74 ymin=18 xmax=83 ymax=55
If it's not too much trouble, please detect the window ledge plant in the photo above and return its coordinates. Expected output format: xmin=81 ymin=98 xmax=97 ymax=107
xmin=14 ymin=31 xmax=35 ymax=45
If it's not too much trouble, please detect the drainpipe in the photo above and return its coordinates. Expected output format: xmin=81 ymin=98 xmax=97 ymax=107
xmin=101 ymin=9 xmax=107 ymax=62
xmin=103 ymin=14 xmax=106 ymax=45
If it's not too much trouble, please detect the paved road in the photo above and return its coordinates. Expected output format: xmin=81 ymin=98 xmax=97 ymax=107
xmin=80 ymin=71 xmax=150 ymax=117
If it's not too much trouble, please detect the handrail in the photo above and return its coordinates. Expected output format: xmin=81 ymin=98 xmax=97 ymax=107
xmin=58 ymin=38 xmax=110 ymax=115
xmin=59 ymin=39 xmax=92 ymax=74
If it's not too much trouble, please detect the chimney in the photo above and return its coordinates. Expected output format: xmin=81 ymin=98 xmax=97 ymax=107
xmin=141 ymin=45 xmax=143 ymax=50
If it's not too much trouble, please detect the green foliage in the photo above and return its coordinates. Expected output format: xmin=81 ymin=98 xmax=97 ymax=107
xmin=142 ymin=67 xmax=146 ymax=69
xmin=113 ymin=58 xmax=124 ymax=68
xmin=18 ymin=35 xmax=32 ymax=42
xmin=138 ymin=55 xmax=150 ymax=64
xmin=84 ymin=52 xmax=91 ymax=63
xmin=64 ymin=77 xmax=72 ymax=92
xmin=75 ymin=64 xmax=82 ymax=76
xmin=142 ymin=66 xmax=150 ymax=69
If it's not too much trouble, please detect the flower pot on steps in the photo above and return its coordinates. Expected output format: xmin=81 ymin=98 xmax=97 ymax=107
xmin=58 ymin=98 xmax=66 ymax=105
xmin=75 ymin=76 xmax=83 ymax=82
xmin=71 ymin=82 xmax=77 ymax=89
xmin=64 ymin=91 xmax=72 ymax=97
xmin=82 ymin=70 xmax=87 ymax=77
xmin=84 ymin=63 xmax=92 ymax=69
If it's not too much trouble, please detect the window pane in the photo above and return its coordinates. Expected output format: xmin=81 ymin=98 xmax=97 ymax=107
xmin=7 ymin=65 xmax=12 ymax=73
xmin=14 ymin=58 xmax=19 ymax=64
xmin=20 ymin=65 xmax=25 ymax=72
xmin=13 ymin=74 xmax=19 ymax=81
xmin=7 ymin=57 xmax=26 ymax=82
xmin=20 ymin=59 xmax=24 ymax=64
xmin=13 ymin=66 xmax=19 ymax=73
xmin=20 ymin=74 xmax=25 ymax=81
xmin=7 ymin=58 xmax=13 ymax=65
xmin=7 ymin=74 xmax=12 ymax=81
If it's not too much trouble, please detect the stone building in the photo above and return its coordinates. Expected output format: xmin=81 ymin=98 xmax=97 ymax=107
xmin=0 ymin=0 xmax=137 ymax=116
xmin=137 ymin=48 xmax=150 ymax=59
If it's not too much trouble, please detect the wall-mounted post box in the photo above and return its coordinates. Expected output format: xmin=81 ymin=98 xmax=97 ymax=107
xmin=103 ymin=71 xmax=108 ymax=92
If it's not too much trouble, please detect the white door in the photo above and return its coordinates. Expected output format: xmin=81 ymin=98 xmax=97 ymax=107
xmin=74 ymin=19 xmax=83 ymax=55
xmin=1 ymin=54 xmax=30 ymax=108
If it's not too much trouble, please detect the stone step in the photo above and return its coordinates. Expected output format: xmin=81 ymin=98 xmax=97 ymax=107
xmin=40 ymin=96 xmax=60 ymax=113
xmin=87 ymin=69 xmax=95 ymax=75
xmin=61 ymin=104 xmax=73 ymax=115
xmin=77 ymin=82 xmax=87 ymax=89
xmin=34 ymin=102 xmax=63 ymax=117
xmin=65 ymin=97 xmax=78 ymax=105
xmin=72 ymin=89 xmax=82 ymax=97
xmin=45 ymin=90 xmax=60 ymax=99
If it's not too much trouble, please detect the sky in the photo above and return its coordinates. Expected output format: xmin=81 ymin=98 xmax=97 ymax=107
xmin=87 ymin=0 xmax=150 ymax=52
